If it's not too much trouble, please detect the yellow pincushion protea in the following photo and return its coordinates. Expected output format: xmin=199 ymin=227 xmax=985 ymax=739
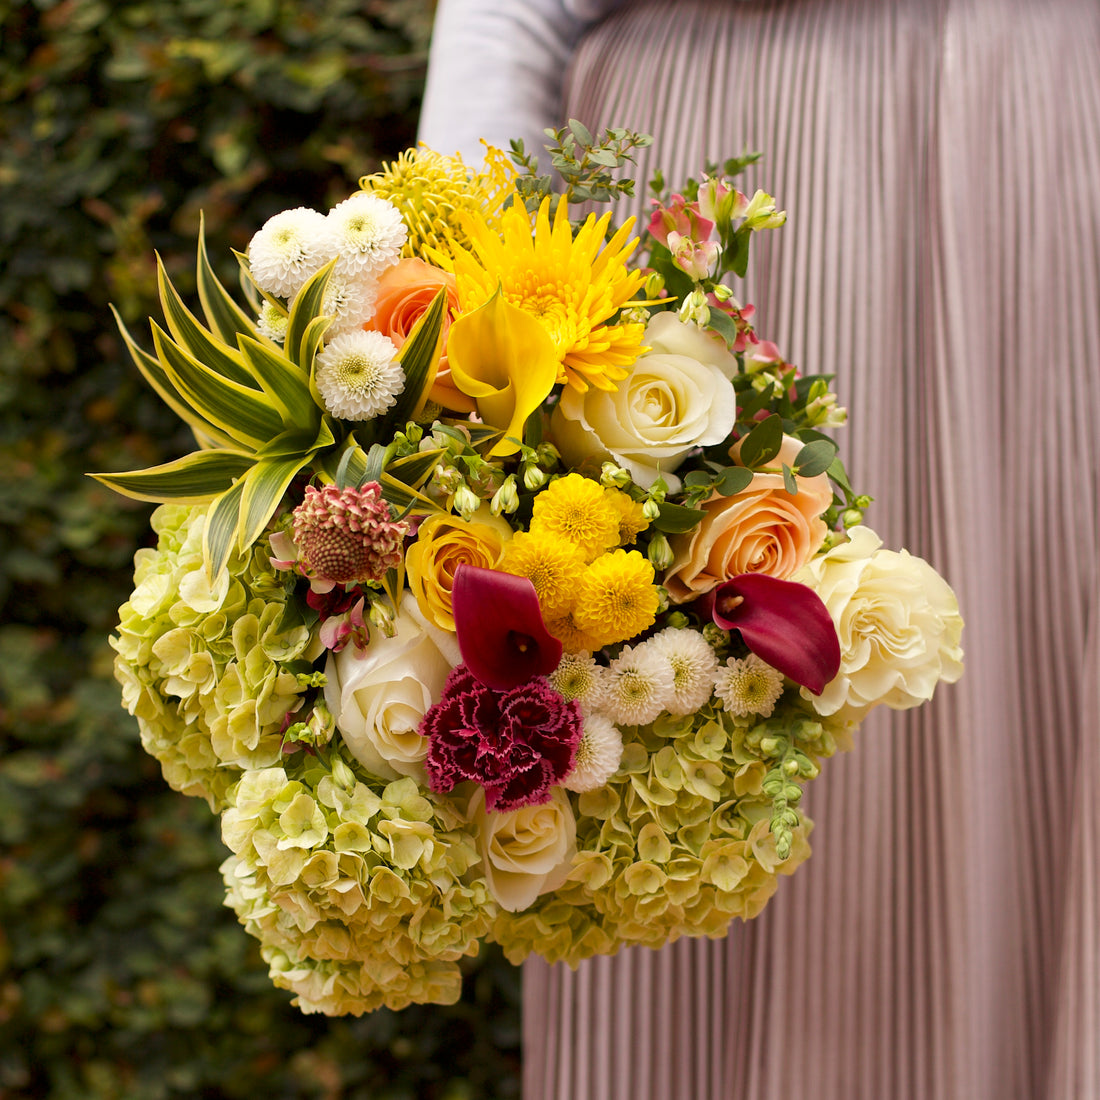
xmin=448 ymin=196 xmax=648 ymax=393
xmin=359 ymin=144 xmax=515 ymax=261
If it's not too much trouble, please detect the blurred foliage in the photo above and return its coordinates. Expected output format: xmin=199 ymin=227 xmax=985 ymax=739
xmin=0 ymin=1 xmax=522 ymax=1096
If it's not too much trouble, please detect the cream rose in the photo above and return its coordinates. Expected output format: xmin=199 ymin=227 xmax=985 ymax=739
xmin=406 ymin=509 xmax=513 ymax=631
xmin=664 ymin=435 xmax=833 ymax=602
xmin=550 ymin=312 xmax=737 ymax=491
xmin=796 ymin=526 xmax=964 ymax=719
xmin=471 ymin=786 xmax=577 ymax=912
xmin=324 ymin=592 xmax=461 ymax=782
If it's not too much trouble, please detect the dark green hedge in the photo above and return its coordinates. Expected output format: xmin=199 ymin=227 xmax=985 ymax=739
xmin=0 ymin=2 xmax=521 ymax=1096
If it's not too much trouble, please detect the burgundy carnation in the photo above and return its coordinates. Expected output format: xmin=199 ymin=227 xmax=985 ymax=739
xmin=420 ymin=666 xmax=583 ymax=811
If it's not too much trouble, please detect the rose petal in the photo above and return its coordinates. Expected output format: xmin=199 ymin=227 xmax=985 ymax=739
xmin=452 ymin=564 xmax=563 ymax=690
xmin=704 ymin=573 xmax=841 ymax=695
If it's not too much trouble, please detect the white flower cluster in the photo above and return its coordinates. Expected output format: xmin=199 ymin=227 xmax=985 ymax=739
xmin=247 ymin=194 xmax=409 ymax=421
xmin=549 ymin=625 xmax=791 ymax=795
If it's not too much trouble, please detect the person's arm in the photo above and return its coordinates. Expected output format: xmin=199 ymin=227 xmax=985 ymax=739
xmin=418 ymin=0 xmax=625 ymax=163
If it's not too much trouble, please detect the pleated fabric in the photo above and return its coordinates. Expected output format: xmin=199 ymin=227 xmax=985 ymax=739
xmin=521 ymin=2 xmax=1100 ymax=1098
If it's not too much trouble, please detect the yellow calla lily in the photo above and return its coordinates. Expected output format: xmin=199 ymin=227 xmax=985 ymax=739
xmin=446 ymin=287 xmax=559 ymax=456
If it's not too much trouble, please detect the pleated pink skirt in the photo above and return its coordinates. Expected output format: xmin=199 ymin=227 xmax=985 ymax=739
xmin=522 ymin=2 xmax=1100 ymax=1097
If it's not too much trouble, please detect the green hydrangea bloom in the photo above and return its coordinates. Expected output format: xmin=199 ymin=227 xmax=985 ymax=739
xmin=491 ymin=697 xmax=848 ymax=967
xmin=112 ymin=504 xmax=312 ymax=809
xmin=220 ymin=755 xmax=496 ymax=1015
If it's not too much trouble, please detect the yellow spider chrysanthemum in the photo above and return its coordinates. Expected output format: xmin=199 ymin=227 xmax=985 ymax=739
xmin=530 ymin=473 xmax=622 ymax=562
xmin=605 ymin=487 xmax=651 ymax=546
xmin=359 ymin=144 xmax=514 ymax=261
xmin=572 ymin=549 xmax=659 ymax=647
xmin=498 ymin=530 xmax=586 ymax=620
xmin=449 ymin=196 xmax=648 ymax=393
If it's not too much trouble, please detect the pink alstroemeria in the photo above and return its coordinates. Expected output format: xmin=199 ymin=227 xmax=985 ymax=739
xmin=648 ymin=193 xmax=714 ymax=248
xmin=700 ymin=573 xmax=841 ymax=695
xmin=451 ymin=564 xmax=563 ymax=691
xmin=667 ymin=232 xmax=720 ymax=281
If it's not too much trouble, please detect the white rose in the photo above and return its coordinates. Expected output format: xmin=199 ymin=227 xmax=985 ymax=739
xmin=471 ymin=787 xmax=577 ymax=912
xmin=796 ymin=526 xmax=964 ymax=719
xmin=550 ymin=312 xmax=737 ymax=491
xmin=324 ymin=591 xmax=461 ymax=782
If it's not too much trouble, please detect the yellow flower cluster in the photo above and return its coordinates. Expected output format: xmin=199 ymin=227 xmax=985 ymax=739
xmin=499 ymin=474 xmax=657 ymax=650
xmin=359 ymin=144 xmax=515 ymax=261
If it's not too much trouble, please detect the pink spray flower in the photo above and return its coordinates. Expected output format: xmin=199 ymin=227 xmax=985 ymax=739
xmin=648 ymin=193 xmax=714 ymax=248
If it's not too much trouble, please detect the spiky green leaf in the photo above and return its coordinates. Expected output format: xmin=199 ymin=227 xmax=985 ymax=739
xmin=157 ymin=256 xmax=256 ymax=388
xmin=285 ymin=259 xmax=336 ymax=369
xmin=379 ymin=472 xmax=442 ymax=515
xmin=203 ymin=478 xmax=246 ymax=580
xmin=196 ymin=214 xmax=262 ymax=345
xmin=89 ymin=450 xmax=255 ymax=504
xmin=237 ymin=453 xmax=315 ymax=552
xmin=112 ymin=306 xmax=239 ymax=449
xmin=387 ymin=447 xmax=446 ymax=490
xmin=384 ymin=287 xmax=446 ymax=427
xmin=237 ymin=334 xmax=317 ymax=427
xmin=152 ymin=323 xmax=284 ymax=448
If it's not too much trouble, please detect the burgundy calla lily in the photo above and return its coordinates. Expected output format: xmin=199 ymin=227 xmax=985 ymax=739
xmin=451 ymin=564 xmax=563 ymax=690
xmin=702 ymin=573 xmax=841 ymax=695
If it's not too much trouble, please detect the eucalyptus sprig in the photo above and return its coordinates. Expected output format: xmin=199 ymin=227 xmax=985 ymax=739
xmin=510 ymin=119 xmax=653 ymax=215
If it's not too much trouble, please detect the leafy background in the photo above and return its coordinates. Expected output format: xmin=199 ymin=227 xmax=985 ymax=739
xmin=0 ymin=1 xmax=522 ymax=1095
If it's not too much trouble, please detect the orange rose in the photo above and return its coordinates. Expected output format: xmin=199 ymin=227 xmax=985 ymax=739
xmin=363 ymin=257 xmax=473 ymax=413
xmin=664 ymin=436 xmax=833 ymax=603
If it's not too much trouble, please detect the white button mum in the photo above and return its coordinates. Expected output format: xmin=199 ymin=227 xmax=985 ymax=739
xmin=601 ymin=643 xmax=675 ymax=726
xmin=645 ymin=626 xmax=720 ymax=715
xmin=247 ymin=207 xmax=337 ymax=298
xmin=327 ymin=193 xmax=407 ymax=278
xmin=548 ymin=651 xmax=606 ymax=711
xmin=713 ymin=653 xmax=785 ymax=718
xmin=315 ymin=330 xmax=405 ymax=421
xmin=563 ymin=712 xmax=623 ymax=793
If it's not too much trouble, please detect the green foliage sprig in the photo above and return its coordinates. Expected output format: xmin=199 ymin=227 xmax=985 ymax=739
xmin=509 ymin=119 xmax=653 ymax=214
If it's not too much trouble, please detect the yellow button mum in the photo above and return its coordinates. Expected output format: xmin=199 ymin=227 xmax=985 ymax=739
xmin=572 ymin=549 xmax=660 ymax=647
xmin=530 ymin=473 xmax=622 ymax=562
xmin=449 ymin=196 xmax=648 ymax=393
xmin=498 ymin=530 xmax=586 ymax=621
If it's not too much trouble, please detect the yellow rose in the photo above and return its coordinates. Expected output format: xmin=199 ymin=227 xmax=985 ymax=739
xmin=406 ymin=510 xmax=513 ymax=631
xmin=664 ymin=435 xmax=832 ymax=603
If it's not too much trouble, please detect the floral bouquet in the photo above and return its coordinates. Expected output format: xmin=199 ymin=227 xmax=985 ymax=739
xmin=98 ymin=123 xmax=962 ymax=1016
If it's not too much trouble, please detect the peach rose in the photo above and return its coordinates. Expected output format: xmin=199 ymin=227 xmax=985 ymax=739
xmin=363 ymin=257 xmax=473 ymax=413
xmin=405 ymin=509 xmax=513 ymax=631
xmin=664 ymin=436 xmax=833 ymax=603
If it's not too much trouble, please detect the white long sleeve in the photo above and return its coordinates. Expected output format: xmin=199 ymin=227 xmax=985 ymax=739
xmin=418 ymin=0 xmax=625 ymax=163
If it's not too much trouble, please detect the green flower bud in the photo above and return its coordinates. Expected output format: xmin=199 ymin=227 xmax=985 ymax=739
xmin=522 ymin=463 xmax=548 ymax=491
xmin=452 ymin=485 xmax=481 ymax=520
xmin=647 ymin=531 xmax=674 ymax=570
xmin=841 ymin=508 xmax=864 ymax=528
xmin=490 ymin=475 xmax=520 ymax=516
